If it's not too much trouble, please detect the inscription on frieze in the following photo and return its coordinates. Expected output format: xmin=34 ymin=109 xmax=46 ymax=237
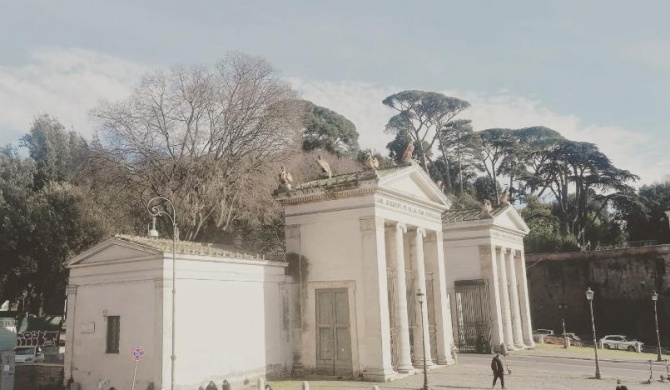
xmin=375 ymin=196 xmax=440 ymax=220
xmin=492 ymin=230 xmax=523 ymax=243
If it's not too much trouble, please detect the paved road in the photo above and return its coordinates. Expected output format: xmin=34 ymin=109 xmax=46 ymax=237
xmin=268 ymin=353 xmax=670 ymax=389
xmin=459 ymin=353 xmax=667 ymax=382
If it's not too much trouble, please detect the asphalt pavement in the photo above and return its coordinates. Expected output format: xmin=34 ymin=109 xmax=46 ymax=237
xmin=460 ymin=353 xmax=666 ymax=383
xmin=266 ymin=347 xmax=670 ymax=390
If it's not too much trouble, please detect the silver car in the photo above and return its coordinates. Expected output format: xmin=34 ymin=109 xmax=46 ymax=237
xmin=599 ymin=335 xmax=643 ymax=352
xmin=14 ymin=346 xmax=45 ymax=364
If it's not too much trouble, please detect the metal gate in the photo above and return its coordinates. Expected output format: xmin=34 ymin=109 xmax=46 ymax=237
xmin=454 ymin=279 xmax=492 ymax=353
xmin=316 ymin=288 xmax=352 ymax=376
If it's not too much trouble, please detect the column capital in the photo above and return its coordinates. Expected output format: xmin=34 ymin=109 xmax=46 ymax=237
xmin=415 ymin=227 xmax=426 ymax=238
xmin=510 ymin=248 xmax=517 ymax=257
xmin=499 ymin=246 xmax=508 ymax=254
xmin=396 ymin=222 xmax=407 ymax=233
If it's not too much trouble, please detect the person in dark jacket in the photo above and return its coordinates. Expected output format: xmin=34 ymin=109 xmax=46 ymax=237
xmin=616 ymin=379 xmax=628 ymax=390
xmin=491 ymin=352 xmax=505 ymax=389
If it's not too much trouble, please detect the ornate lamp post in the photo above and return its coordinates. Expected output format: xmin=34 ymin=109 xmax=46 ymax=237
xmin=586 ymin=287 xmax=601 ymax=379
xmin=147 ymin=197 xmax=178 ymax=390
xmin=558 ymin=303 xmax=568 ymax=348
xmin=417 ymin=289 xmax=428 ymax=390
xmin=652 ymin=291 xmax=663 ymax=362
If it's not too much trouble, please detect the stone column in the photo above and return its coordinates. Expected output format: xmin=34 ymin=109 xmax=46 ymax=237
xmin=394 ymin=222 xmax=414 ymax=372
xmin=498 ymin=247 xmax=515 ymax=350
xmin=507 ymin=249 xmax=525 ymax=348
xmin=412 ymin=228 xmax=433 ymax=367
xmin=359 ymin=217 xmax=395 ymax=380
xmin=517 ymin=250 xmax=536 ymax=347
xmin=480 ymin=245 xmax=504 ymax=349
xmin=64 ymin=285 xmax=78 ymax=383
xmin=425 ymin=230 xmax=454 ymax=365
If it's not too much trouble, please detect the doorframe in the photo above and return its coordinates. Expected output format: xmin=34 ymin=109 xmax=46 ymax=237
xmin=303 ymin=281 xmax=359 ymax=377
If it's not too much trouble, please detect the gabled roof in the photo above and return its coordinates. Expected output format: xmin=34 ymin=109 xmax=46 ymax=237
xmin=443 ymin=204 xmax=530 ymax=235
xmin=443 ymin=207 xmax=496 ymax=223
xmin=68 ymin=235 xmax=272 ymax=266
xmin=275 ymin=163 xmax=451 ymax=210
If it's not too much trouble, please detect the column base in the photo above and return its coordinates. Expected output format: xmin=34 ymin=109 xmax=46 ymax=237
xmin=363 ymin=367 xmax=397 ymax=382
xmin=504 ymin=343 xmax=518 ymax=352
xmin=412 ymin=359 xmax=435 ymax=368
xmin=397 ymin=364 xmax=415 ymax=374
xmin=436 ymin=357 xmax=455 ymax=365
xmin=514 ymin=343 xmax=526 ymax=349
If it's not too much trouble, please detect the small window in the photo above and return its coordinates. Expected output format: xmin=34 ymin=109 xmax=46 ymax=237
xmin=106 ymin=316 xmax=120 ymax=353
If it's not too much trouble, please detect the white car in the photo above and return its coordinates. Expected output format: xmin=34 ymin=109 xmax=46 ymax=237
xmin=599 ymin=335 xmax=643 ymax=352
xmin=14 ymin=346 xmax=45 ymax=364
xmin=533 ymin=329 xmax=554 ymax=335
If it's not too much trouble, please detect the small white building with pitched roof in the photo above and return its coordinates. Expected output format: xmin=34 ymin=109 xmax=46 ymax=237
xmin=65 ymin=235 xmax=290 ymax=390
xmin=442 ymin=204 xmax=535 ymax=352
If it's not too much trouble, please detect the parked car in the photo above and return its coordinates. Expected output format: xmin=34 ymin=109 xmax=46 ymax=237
xmin=599 ymin=335 xmax=643 ymax=352
xmin=561 ymin=333 xmax=581 ymax=341
xmin=557 ymin=333 xmax=583 ymax=346
xmin=533 ymin=329 xmax=554 ymax=335
xmin=14 ymin=346 xmax=45 ymax=364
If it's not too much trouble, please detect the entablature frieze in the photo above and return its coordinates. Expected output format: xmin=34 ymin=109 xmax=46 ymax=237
xmin=374 ymin=194 xmax=442 ymax=222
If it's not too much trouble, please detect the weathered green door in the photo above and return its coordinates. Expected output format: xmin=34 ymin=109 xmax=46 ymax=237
xmin=315 ymin=288 xmax=352 ymax=376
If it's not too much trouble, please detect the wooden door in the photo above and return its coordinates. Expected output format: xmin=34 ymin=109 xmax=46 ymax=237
xmin=315 ymin=288 xmax=352 ymax=376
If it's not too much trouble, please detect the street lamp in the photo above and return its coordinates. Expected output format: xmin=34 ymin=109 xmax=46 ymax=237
xmin=585 ymin=287 xmax=601 ymax=379
xmin=652 ymin=291 xmax=663 ymax=362
xmin=417 ymin=289 xmax=428 ymax=390
xmin=147 ymin=197 xmax=178 ymax=390
xmin=558 ymin=303 xmax=568 ymax=348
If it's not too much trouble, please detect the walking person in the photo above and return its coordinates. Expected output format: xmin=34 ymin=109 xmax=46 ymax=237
xmin=491 ymin=352 xmax=505 ymax=389
xmin=615 ymin=379 xmax=628 ymax=390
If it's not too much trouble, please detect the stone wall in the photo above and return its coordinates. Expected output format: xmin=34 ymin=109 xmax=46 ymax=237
xmin=15 ymin=364 xmax=63 ymax=390
xmin=526 ymin=245 xmax=670 ymax=346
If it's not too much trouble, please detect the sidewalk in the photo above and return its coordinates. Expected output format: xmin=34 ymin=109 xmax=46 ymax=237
xmin=266 ymin=364 xmax=636 ymax=390
xmin=263 ymin=345 xmax=665 ymax=390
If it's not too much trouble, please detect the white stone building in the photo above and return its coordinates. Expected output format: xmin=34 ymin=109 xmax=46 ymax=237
xmin=443 ymin=205 xmax=535 ymax=352
xmin=274 ymin=164 xmax=454 ymax=381
xmin=65 ymin=236 xmax=291 ymax=390
xmin=64 ymin=163 xmax=534 ymax=389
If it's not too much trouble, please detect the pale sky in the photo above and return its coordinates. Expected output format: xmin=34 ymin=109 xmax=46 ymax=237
xmin=1 ymin=0 xmax=669 ymax=184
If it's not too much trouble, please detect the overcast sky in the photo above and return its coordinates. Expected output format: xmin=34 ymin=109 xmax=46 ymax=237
xmin=1 ymin=0 xmax=668 ymax=184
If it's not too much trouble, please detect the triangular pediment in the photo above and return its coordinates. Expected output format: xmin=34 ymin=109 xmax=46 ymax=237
xmin=491 ymin=205 xmax=530 ymax=234
xmin=378 ymin=164 xmax=451 ymax=209
xmin=68 ymin=237 xmax=161 ymax=267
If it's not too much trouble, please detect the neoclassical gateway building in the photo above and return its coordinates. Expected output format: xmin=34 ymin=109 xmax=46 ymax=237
xmin=65 ymin=164 xmax=534 ymax=390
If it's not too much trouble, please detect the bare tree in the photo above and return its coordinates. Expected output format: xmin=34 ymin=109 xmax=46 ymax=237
xmin=92 ymin=52 xmax=302 ymax=241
